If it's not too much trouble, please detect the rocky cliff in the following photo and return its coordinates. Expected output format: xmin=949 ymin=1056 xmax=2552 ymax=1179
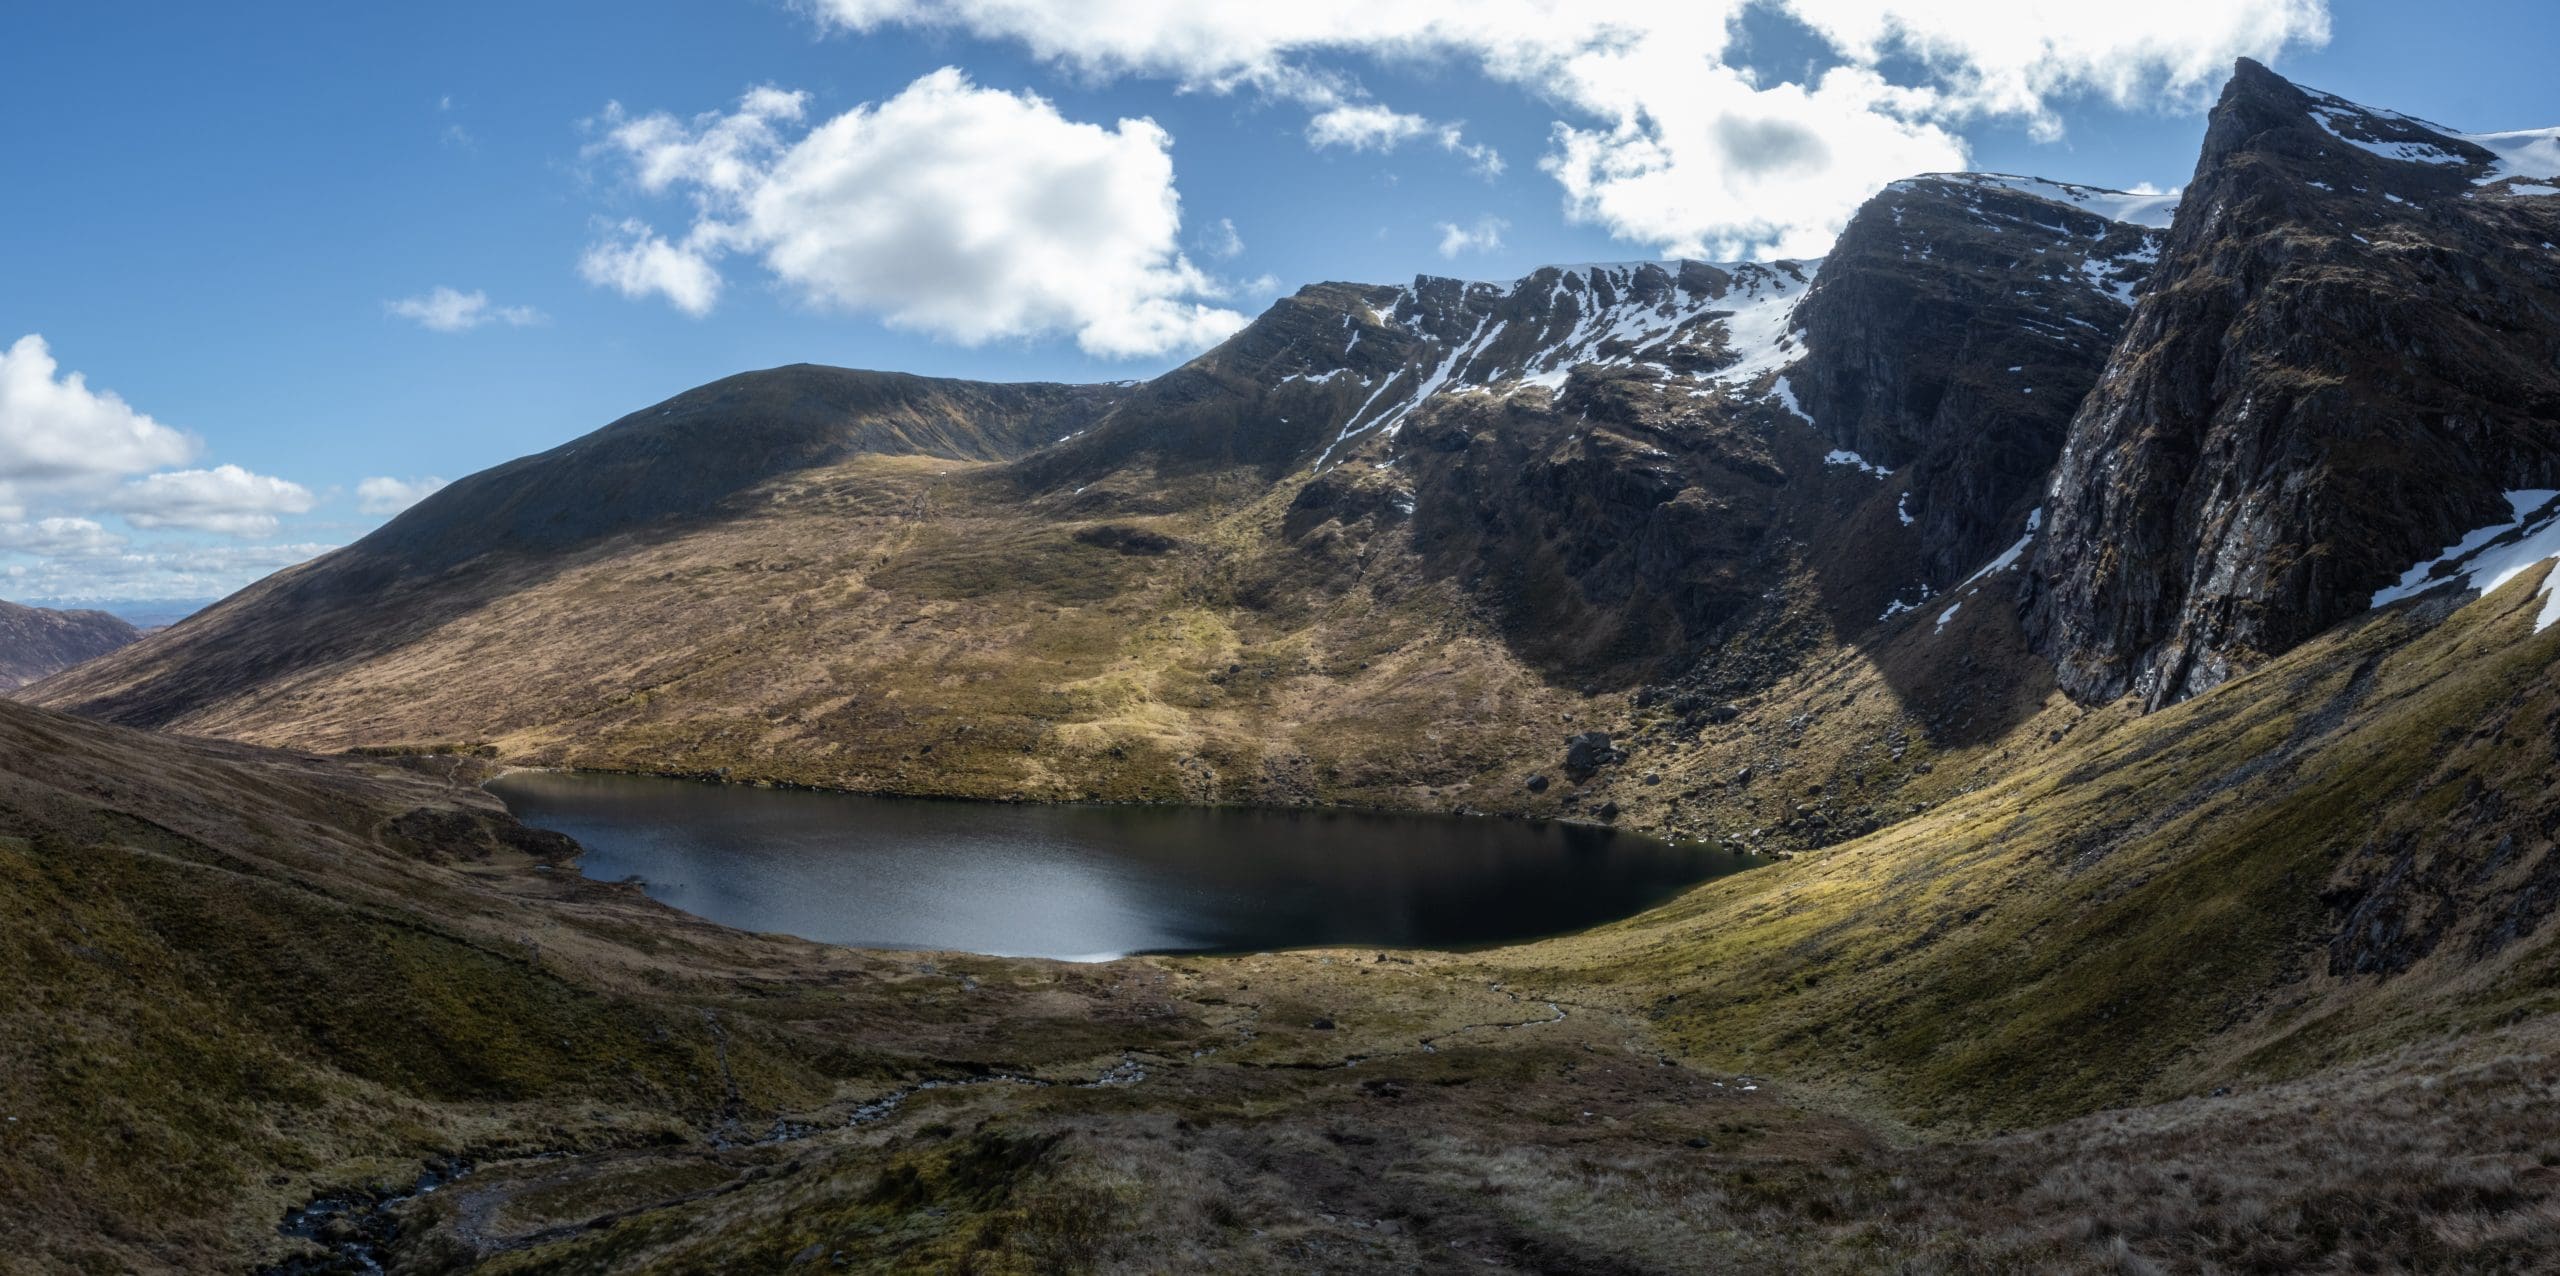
xmin=2029 ymin=59 xmax=2560 ymax=706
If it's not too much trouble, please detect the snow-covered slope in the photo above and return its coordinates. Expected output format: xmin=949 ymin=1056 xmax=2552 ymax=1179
xmin=2302 ymin=86 xmax=2560 ymax=194
xmin=1899 ymin=172 xmax=2182 ymax=228
xmin=1310 ymin=259 xmax=1821 ymax=463
xmin=1302 ymin=168 xmax=2178 ymax=466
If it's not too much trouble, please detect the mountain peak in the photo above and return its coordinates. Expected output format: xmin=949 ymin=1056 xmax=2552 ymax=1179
xmin=2201 ymin=59 xmax=2560 ymax=194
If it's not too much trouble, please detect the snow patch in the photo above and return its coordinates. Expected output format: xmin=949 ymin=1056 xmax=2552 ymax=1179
xmin=1957 ymin=507 xmax=2043 ymax=590
xmin=1823 ymin=449 xmax=1891 ymax=479
xmin=2370 ymin=489 xmax=2560 ymax=629
xmin=2305 ymin=88 xmax=2560 ymax=194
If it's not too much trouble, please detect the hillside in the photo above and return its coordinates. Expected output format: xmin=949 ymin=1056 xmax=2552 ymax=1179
xmin=26 ymin=171 xmax=2170 ymax=842
xmin=8 ymin=512 xmax=2560 ymax=1272
xmin=0 ymin=598 xmax=139 ymax=690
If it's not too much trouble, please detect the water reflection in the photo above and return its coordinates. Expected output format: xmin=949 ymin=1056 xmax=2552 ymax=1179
xmin=487 ymin=772 xmax=1758 ymax=960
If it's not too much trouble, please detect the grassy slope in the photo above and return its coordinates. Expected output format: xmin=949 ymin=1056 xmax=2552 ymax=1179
xmin=7 ymin=565 xmax=2560 ymax=1270
xmin=30 ymin=454 xmax=1604 ymax=822
xmin=1505 ymin=565 xmax=2560 ymax=1128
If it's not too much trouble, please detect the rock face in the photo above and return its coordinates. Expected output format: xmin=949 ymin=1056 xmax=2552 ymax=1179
xmin=2029 ymin=59 xmax=2560 ymax=707
xmin=0 ymin=599 xmax=140 ymax=691
xmin=1788 ymin=173 xmax=2167 ymax=583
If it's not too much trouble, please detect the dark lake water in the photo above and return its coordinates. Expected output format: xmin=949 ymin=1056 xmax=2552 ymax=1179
xmin=486 ymin=772 xmax=1759 ymax=961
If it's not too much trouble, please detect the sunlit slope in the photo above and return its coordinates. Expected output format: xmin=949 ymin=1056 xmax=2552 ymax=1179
xmin=1507 ymin=568 xmax=2560 ymax=1126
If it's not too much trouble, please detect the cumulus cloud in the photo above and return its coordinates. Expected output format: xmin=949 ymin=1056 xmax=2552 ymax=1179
xmin=1307 ymin=103 xmax=1431 ymax=150
xmin=805 ymin=0 xmax=2329 ymax=256
xmin=578 ymin=220 xmax=725 ymax=317
xmin=583 ymin=69 xmax=1248 ymax=357
xmin=386 ymin=286 xmax=547 ymax=332
xmin=0 ymin=337 xmax=324 ymax=602
xmin=0 ymin=335 xmax=197 ymax=486
xmin=1436 ymin=215 xmax=1507 ymax=258
xmin=355 ymin=475 xmax=448 ymax=517
xmin=112 ymin=465 xmax=317 ymax=537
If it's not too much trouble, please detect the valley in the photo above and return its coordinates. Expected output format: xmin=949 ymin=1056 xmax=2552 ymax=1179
xmin=9 ymin=57 xmax=2560 ymax=1275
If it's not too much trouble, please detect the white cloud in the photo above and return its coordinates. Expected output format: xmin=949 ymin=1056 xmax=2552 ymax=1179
xmin=356 ymin=475 xmax=448 ymax=517
xmin=583 ymin=69 xmax=1248 ymax=358
xmin=112 ymin=465 xmax=317 ymax=538
xmin=0 ymin=335 xmax=197 ymax=486
xmin=386 ymin=286 xmax=547 ymax=332
xmin=1308 ymin=105 xmax=1505 ymax=177
xmin=1308 ymin=103 xmax=1432 ymax=150
xmin=1436 ymin=215 xmax=1507 ymax=257
xmin=579 ymin=220 xmax=725 ymax=317
xmin=1783 ymin=1 xmax=2334 ymax=140
xmin=1544 ymin=65 xmax=1968 ymax=258
xmin=0 ymin=338 xmax=324 ymax=602
xmin=806 ymin=0 xmax=2328 ymax=256
xmin=0 ymin=517 xmax=125 ymax=558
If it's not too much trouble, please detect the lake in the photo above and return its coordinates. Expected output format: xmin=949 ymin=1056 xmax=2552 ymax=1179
xmin=485 ymin=771 xmax=1758 ymax=960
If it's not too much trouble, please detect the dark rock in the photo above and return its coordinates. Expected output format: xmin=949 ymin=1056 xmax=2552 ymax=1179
xmin=1563 ymin=731 xmax=1623 ymax=782
xmin=1525 ymin=774 xmax=1551 ymax=794
xmin=1790 ymin=173 xmax=2157 ymax=588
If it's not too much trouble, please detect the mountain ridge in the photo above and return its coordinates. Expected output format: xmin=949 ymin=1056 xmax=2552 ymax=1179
xmin=24 ymin=161 xmax=2172 ymax=837
xmin=26 ymin=62 xmax=2560 ymax=849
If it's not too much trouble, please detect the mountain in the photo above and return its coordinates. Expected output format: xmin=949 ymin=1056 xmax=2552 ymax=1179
xmin=2030 ymin=59 xmax=2560 ymax=706
xmin=17 ymin=60 xmax=2560 ymax=1272
xmin=0 ymin=598 xmax=140 ymax=690
xmin=26 ymin=169 xmax=2168 ymax=833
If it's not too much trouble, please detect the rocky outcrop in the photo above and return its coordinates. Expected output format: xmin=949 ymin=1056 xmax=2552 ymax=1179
xmin=0 ymin=599 xmax=140 ymax=690
xmin=2029 ymin=59 xmax=2560 ymax=707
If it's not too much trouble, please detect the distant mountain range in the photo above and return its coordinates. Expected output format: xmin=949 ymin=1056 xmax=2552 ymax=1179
xmin=0 ymin=598 xmax=138 ymax=690
xmin=15 ymin=597 xmax=215 ymax=629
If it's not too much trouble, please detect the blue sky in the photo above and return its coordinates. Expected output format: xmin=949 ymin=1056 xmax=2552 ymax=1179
xmin=4 ymin=0 xmax=2554 ymax=610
